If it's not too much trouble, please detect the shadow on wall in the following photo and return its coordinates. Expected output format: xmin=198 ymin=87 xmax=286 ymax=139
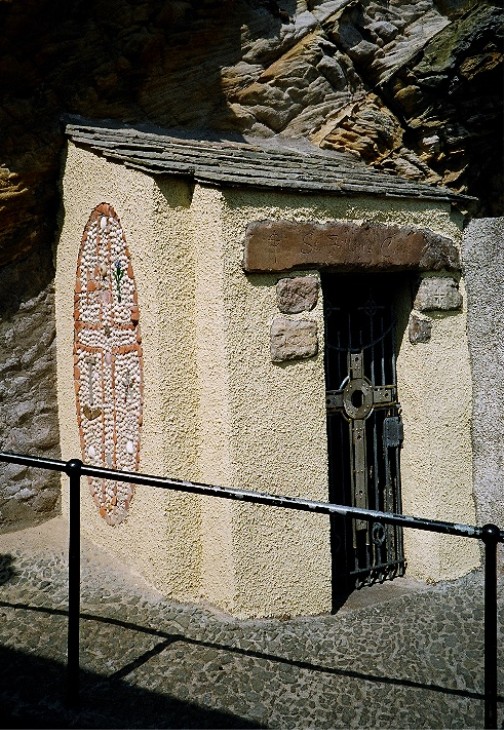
xmin=0 ymin=0 xmax=268 ymax=532
xmin=463 ymin=217 xmax=504 ymax=567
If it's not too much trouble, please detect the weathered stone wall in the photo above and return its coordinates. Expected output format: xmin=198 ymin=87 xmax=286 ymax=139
xmin=463 ymin=217 xmax=504 ymax=556
xmin=0 ymin=246 xmax=61 ymax=530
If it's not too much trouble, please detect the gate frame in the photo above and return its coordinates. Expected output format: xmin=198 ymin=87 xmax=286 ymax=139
xmin=322 ymin=272 xmax=406 ymax=590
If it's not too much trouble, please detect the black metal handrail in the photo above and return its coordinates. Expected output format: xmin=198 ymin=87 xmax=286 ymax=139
xmin=1 ymin=450 xmax=503 ymax=728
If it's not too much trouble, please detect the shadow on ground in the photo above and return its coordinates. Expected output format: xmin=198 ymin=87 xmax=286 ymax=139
xmin=0 ymin=598 xmax=491 ymax=705
xmin=0 ymin=644 xmax=262 ymax=730
xmin=0 ymin=553 xmax=16 ymax=585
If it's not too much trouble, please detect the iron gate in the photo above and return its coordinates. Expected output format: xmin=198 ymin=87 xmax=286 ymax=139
xmin=322 ymin=274 xmax=406 ymax=591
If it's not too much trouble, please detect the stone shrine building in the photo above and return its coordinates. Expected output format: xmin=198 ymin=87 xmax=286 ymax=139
xmin=55 ymin=118 xmax=480 ymax=618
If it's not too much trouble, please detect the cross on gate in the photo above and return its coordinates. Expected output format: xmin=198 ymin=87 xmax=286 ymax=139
xmin=326 ymin=351 xmax=397 ymax=536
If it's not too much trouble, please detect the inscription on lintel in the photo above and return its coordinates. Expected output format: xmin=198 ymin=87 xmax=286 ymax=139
xmin=242 ymin=220 xmax=460 ymax=273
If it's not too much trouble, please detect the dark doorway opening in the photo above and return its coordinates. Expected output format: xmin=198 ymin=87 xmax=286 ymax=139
xmin=322 ymin=274 xmax=407 ymax=609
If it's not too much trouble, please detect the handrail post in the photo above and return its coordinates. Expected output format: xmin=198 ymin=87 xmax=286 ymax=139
xmin=65 ymin=458 xmax=82 ymax=708
xmin=482 ymin=524 xmax=500 ymax=729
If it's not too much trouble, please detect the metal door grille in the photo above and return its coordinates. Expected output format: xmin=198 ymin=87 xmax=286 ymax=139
xmin=322 ymin=274 xmax=406 ymax=591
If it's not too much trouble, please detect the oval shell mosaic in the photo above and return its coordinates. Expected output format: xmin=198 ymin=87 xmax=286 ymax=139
xmin=74 ymin=203 xmax=143 ymax=525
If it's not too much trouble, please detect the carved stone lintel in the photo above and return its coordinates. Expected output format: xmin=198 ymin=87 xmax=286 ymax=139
xmin=276 ymin=276 xmax=319 ymax=313
xmin=243 ymin=220 xmax=460 ymax=273
xmin=270 ymin=317 xmax=318 ymax=362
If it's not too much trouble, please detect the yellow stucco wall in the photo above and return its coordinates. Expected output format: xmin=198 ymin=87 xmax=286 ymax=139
xmin=188 ymin=185 xmax=331 ymax=616
xmin=397 ymin=277 xmax=479 ymax=581
xmin=55 ymin=142 xmax=479 ymax=619
xmin=56 ymin=145 xmax=202 ymax=601
xmin=219 ymin=189 xmax=479 ymax=590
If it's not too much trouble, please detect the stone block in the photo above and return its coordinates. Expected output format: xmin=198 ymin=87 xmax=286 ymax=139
xmin=243 ymin=220 xmax=460 ymax=273
xmin=348 ymin=40 xmax=380 ymax=63
xmin=408 ymin=311 xmax=432 ymax=344
xmin=414 ymin=277 xmax=462 ymax=312
xmin=2 ymin=463 xmax=28 ymax=480
xmin=419 ymin=231 xmax=461 ymax=272
xmin=369 ymin=20 xmax=398 ymax=43
xmin=14 ymin=400 xmax=36 ymax=423
xmin=276 ymin=276 xmax=319 ymax=313
xmin=270 ymin=316 xmax=318 ymax=362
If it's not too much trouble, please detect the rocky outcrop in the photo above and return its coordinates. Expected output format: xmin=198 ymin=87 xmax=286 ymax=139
xmin=225 ymin=0 xmax=502 ymax=211
xmin=0 ymin=0 xmax=501 ymax=528
xmin=0 ymin=0 xmax=501 ymax=268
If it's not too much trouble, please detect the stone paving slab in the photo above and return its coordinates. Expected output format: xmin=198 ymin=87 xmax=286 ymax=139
xmin=0 ymin=517 xmax=503 ymax=729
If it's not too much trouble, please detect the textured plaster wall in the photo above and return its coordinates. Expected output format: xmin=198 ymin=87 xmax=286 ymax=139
xmin=56 ymin=144 xmax=479 ymax=618
xmin=188 ymin=185 xmax=237 ymax=611
xmin=397 ymin=277 xmax=480 ymax=580
xmin=191 ymin=185 xmax=332 ymax=617
xmin=56 ymin=144 xmax=201 ymax=600
xmin=463 ymin=217 xmax=504 ymax=565
xmin=223 ymin=190 xmax=479 ymax=588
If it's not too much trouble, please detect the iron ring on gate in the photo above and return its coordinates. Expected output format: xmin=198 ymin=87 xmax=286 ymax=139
xmin=342 ymin=376 xmax=374 ymax=419
xmin=371 ymin=522 xmax=386 ymax=546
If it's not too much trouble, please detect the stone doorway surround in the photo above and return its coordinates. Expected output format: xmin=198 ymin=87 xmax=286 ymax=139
xmin=55 ymin=119 xmax=479 ymax=618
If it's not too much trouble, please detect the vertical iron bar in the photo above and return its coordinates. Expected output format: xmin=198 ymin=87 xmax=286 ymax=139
xmin=372 ymin=412 xmax=379 ymax=570
xmin=394 ymin=445 xmax=404 ymax=573
xmin=380 ymin=313 xmax=385 ymax=383
xmin=482 ymin=524 xmax=500 ymax=729
xmin=390 ymin=304 xmax=402 ymax=575
xmin=385 ymin=319 xmax=394 ymax=569
xmin=65 ymin=458 xmax=82 ymax=708
xmin=369 ymin=315 xmax=376 ymax=572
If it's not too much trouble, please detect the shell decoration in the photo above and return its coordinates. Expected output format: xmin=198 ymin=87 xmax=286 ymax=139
xmin=74 ymin=203 xmax=143 ymax=526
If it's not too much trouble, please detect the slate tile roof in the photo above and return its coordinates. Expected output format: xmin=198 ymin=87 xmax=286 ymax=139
xmin=65 ymin=117 xmax=473 ymax=205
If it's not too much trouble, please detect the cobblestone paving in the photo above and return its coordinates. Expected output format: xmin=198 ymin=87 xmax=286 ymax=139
xmin=0 ymin=518 xmax=502 ymax=729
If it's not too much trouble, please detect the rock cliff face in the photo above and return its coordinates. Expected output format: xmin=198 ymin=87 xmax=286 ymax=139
xmin=0 ymin=250 xmax=61 ymax=527
xmin=0 ymin=0 xmax=501 ymax=266
xmin=0 ymin=0 xmax=502 ymax=528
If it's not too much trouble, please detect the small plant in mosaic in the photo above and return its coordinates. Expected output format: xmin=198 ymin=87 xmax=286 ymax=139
xmin=113 ymin=259 xmax=125 ymax=303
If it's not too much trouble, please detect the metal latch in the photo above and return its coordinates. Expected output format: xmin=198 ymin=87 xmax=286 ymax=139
xmin=383 ymin=416 xmax=403 ymax=448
